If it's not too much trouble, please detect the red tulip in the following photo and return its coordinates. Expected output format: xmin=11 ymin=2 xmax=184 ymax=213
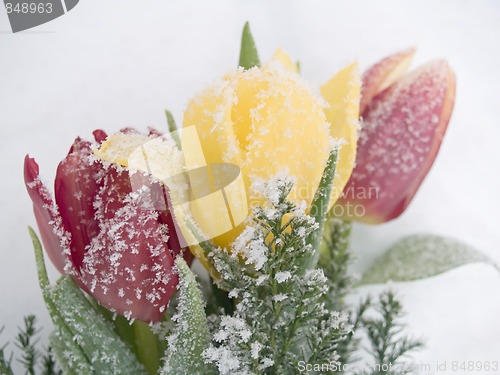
xmin=335 ymin=50 xmax=456 ymax=223
xmin=24 ymin=129 xmax=187 ymax=322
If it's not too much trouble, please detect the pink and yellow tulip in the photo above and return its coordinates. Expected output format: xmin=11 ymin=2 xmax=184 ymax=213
xmin=335 ymin=50 xmax=456 ymax=223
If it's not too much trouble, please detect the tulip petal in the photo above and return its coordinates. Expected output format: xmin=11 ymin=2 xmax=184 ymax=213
xmin=80 ymin=166 xmax=178 ymax=322
xmin=338 ymin=60 xmax=456 ymax=223
xmin=183 ymin=76 xmax=246 ymax=247
xmin=148 ymin=127 xmax=164 ymax=137
xmin=93 ymin=129 xmax=108 ymax=144
xmin=320 ymin=63 xmax=361 ymax=209
xmin=264 ymin=48 xmax=298 ymax=73
xmin=94 ymin=131 xmax=190 ymax=253
xmin=235 ymin=69 xmax=331 ymax=205
xmin=184 ymin=68 xmax=331 ymax=248
xmin=360 ymin=48 xmax=415 ymax=114
xmin=55 ymin=138 xmax=102 ymax=270
xmin=24 ymin=155 xmax=74 ymax=274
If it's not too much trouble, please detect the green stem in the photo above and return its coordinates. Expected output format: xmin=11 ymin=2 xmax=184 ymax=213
xmin=301 ymin=148 xmax=338 ymax=271
xmin=133 ymin=321 xmax=160 ymax=375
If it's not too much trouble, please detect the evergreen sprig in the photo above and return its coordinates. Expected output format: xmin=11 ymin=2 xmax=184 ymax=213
xmin=203 ymin=175 xmax=351 ymax=375
xmin=0 ymin=316 xmax=61 ymax=375
xmin=0 ymin=326 xmax=14 ymax=375
xmin=319 ymin=218 xmax=353 ymax=310
xmin=15 ymin=315 xmax=40 ymax=374
xmin=357 ymin=291 xmax=423 ymax=375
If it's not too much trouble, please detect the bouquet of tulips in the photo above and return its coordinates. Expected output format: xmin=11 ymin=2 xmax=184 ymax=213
xmin=2 ymin=23 xmax=495 ymax=375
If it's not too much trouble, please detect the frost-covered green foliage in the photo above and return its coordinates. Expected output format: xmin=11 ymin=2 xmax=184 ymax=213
xmin=0 ymin=316 xmax=61 ymax=375
xmin=318 ymin=217 xmax=361 ymax=369
xmin=359 ymin=234 xmax=498 ymax=285
xmin=319 ymin=218 xmax=353 ymax=310
xmin=160 ymin=173 xmax=424 ymax=375
xmin=21 ymin=175 xmax=425 ymax=375
xmin=317 ymin=218 xmax=424 ymax=373
xmin=29 ymin=227 xmax=148 ymax=375
xmin=357 ymin=291 xmax=423 ymax=375
xmin=161 ymin=257 xmax=216 ymax=375
xmin=201 ymin=175 xmax=351 ymax=375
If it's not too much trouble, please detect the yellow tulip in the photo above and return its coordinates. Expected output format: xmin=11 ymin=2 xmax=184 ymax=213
xmin=182 ymin=50 xmax=360 ymax=256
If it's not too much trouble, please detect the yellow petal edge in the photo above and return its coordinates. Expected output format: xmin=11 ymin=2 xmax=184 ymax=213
xmin=320 ymin=63 xmax=361 ymax=209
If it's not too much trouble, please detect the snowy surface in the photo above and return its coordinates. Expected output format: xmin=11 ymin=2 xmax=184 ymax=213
xmin=1 ymin=0 xmax=499 ymax=373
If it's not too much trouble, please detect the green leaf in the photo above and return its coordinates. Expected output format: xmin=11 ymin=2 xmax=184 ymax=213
xmin=160 ymin=257 xmax=216 ymax=375
xmin=49 ymin=333 xmax=77 ymax=375
xmin=29 ymin=227 xmax=50 ymax=291
xmin=238 ymin=21 xmax=260 ymax=69
xmin=165 ymin=109 xmax=177 ymax=133
xmin=165 ymin=109 xmax=181 ymax=150
xmin=50 ymin=277 xmax=148 ymax=375
xmin=301 ymin=147 xmax=338 ymax=270
xmin=29 ymin=227 xmax=147 ymax=375
xmin=359 ymin=234 xmax=499 ymax=285
xmin=29 ymin=227 xmax=95 ymax=374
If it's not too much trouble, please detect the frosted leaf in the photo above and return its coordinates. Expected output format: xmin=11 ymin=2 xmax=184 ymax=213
xmin=49 ymin=331 xmax=95 ymax=374
xmin=161 ymin=257 xmax=216 ymax=375
xmin=359 ymin=234 xmax=498 ymax=285
xmin=50 ymin=277 xmax=148 ymax=374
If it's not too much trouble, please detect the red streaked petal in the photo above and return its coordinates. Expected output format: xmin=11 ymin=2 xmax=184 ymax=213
xmin=338 ymin=60 xmax=456 ymax=223
xmin=54 ymin=138 xmax=102 ymax=270
xmin=360 ymin=48 xmax=416 ymax=114
xmin=148 ymin=127 xmax=163 ymax=137
xmin=93 ymin=129 xmax=108 ymax=144
xmin=119 ymin=127 xmax=140 ymax=134
xmin=24 ymin=155 xmax=75 ymax=274
xmin=130 ymin=171 xmax=191 ymax=263
xmin=80 ymin=167 xmax=178 ymax=322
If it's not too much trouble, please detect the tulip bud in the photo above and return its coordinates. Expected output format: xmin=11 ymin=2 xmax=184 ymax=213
xmin=183 ymin=63 xmax=333 ymax=249
xmin=181 ymin=51 xmax=361 ymax=256
xmin=335 ymin=52 xmax=456 ymax=223
xmin=25 ymin=130 xmax=186 ymax=322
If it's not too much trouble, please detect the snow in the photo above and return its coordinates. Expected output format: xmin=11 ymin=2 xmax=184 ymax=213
xmin=275 ymin=271 xmax=292 ymax=284
xmin=1 ymin=0 xmax=500 ymax=373
xmin=231 ymin=226 xmax=268 ymax=270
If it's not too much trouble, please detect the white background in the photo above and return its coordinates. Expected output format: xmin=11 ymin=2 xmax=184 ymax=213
xmin=1 ymin=1 xmax=499 ymax=373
